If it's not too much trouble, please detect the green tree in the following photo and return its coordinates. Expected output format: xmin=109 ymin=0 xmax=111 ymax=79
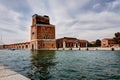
xmin=87 ymin=41 xmax=95 ymax=47
xmin=114 ymin=32 xmax=120 ymax=45
xmin=95 ymin=39 xmax=101 ymax=47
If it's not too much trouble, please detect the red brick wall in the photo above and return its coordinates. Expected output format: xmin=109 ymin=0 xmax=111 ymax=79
xmin=37 ymin=26 xmax=55 ymax=39
xmin=3 ymin=42 xmax=30 ymax=49
xmin=31 ymin=14 xmax=56 ymax=50
xmin=0 ymin=45 xmax=3 ymax=49
xmin=31 ymin=26 xmax=37 ymax=40
xmin=38 ymin=40 xmax=56 ymax=49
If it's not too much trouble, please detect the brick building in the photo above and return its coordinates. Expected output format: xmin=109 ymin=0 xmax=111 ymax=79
xmin=3 ymin=42 xmax=30 ymax=49
xmin=79 ymin=40 xmax=87 ymax=47
xmin=30 ymin=14 xmax=56 ymax=50
xmin=101 ymin=38 xmax=116 ymax=47
xmin=0 ymin=45 xmax=3 ymax=49
xmin=56 ymin=37 xmax=86 ymax=48
xmin=0 ymin=14 xmax=88 ymax=50
xmin=0 ymin=14 xmax=56 ymax=50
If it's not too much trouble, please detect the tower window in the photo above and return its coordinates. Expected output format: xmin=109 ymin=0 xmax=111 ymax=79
xmin=43 ymin=44 xmax=45 ymax=46
xmin=32 ymin=32 xmax=35 ymax=35
xmin=44 ymin=36 xmax=46 ymax=39
xmin=52 ymin=44 xmax=54 ymax=47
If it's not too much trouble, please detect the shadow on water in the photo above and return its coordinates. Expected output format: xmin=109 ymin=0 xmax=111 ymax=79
xmin=28 ymin=50 xmax=56 ymax=80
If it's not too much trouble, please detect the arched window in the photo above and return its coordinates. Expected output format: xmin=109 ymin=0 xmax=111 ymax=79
xmin=44 ymin=36 xmax=46 ymax=39
xmin=22 ymin=46 xmax=24 ymax=49
xmin=26 ymin=45 xmax=28 ymax=48
xmin=43 ymin=44 xmax=45 ymax=47
xmin=32 ymin=44 xmax=34 ymax=50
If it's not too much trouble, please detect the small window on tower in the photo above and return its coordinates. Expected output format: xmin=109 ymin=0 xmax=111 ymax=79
xmin=44 ymin=36 xmax=46 ymax=39
xmin=52 ymin=44 xmax=54 ymax=47
xmin=32 ymin=32 xmax=35 ymax=35
xmin=47 ymin=36 xmax=51 ymax=39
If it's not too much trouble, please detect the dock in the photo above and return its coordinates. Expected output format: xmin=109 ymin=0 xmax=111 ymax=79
xmin=0 ymin=65 xmax=30 ymax=80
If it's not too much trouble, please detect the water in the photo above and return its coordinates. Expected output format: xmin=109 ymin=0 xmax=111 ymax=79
xmin=0 ymin=50 xmax=120 ymax=80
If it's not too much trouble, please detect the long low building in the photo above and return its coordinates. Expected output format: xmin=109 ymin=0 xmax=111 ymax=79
xmin=2 ymin=42 xmax=30 ymax=49
xmin=0 ymin=37 xmax=87 ymax=50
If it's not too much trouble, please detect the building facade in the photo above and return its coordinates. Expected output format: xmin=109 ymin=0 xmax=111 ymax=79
xmin=101 ymin=38 xmax=116 ymax=47
xmin=0 ymin=14 xmax=56 ymax=50
xmin=56 ymin=37 xmax=86 ymax=49
xmin=0 ymin=14 xmax=88 ymax=50
xmin=2 ymin=42 xmax=30 ymax=49
xmin=79 ymin=40 xmax=87 ymax=47
xmin=0 ymin=45 xmax=3 ymax=49
xmin=56 ymin=37 xmax=79 ymax=48
xmin=30 ymin=14 xmax=56 ymax=50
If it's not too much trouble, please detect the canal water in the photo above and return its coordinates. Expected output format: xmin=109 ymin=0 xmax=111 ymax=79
xmin=0 ymin=50 xmax=120 ymax=80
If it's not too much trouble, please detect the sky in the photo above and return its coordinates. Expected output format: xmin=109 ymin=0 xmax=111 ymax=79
xmin=0 ymin=0 xmax=120 ymax=44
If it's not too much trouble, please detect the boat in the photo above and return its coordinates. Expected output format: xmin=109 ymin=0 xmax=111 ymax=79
xmin=10 ymin=48 xmax=16 ymax=51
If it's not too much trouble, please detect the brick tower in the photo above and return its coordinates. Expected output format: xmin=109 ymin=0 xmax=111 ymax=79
xmin=30 ymin=14 xmax=56 ymax=50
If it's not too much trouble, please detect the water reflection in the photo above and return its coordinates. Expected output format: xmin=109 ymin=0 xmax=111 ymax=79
xmin=0 ymin=50 xmax=120 ymax=80
xmin=28 ymin=50 xmax=56 ymax=80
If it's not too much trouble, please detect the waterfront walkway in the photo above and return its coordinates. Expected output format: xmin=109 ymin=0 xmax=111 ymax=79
xmin=57 ymin=47 xmax=120 ymax=50
xmin=0 ymin=65 xmax=30 ymax=80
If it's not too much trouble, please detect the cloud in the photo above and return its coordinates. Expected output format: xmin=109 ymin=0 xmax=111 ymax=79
xmin=84 ymin=0 xmax=120 ymax=13
xmin=0 ymin=0 xmax=120 ymax=44
xmin=58 ymin=11 xmax=120 ymax=39
xmin=0 ymin=27 xmax=17 ymax=34
xmin=0 ymin=1 xmax=31 ymax=44
xmin=55 ymin=11 xmax=120 ymax=40
xmin=0 ymin=0 xmax=31 ymax=14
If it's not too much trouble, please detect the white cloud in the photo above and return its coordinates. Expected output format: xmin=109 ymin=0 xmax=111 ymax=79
xmin=107 ymin=0 xmax=120 ymax=9
xmin=0 ymin=0 xmax=120 ymax=44
xmin=0 ymin=4 xmax=30 ymax=44
xmin=93 ymin=3 xmax=101 ymax=9
xmin=54 ymin=10 xmax=120 ymax=41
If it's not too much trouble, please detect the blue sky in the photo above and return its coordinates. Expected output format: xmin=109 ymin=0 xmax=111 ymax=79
xmin=0 ymin=0 xmax=120 ymax=44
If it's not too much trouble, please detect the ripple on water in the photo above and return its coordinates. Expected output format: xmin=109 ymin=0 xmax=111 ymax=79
xmin=0 ymin=50 xmax=120 ymax=80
